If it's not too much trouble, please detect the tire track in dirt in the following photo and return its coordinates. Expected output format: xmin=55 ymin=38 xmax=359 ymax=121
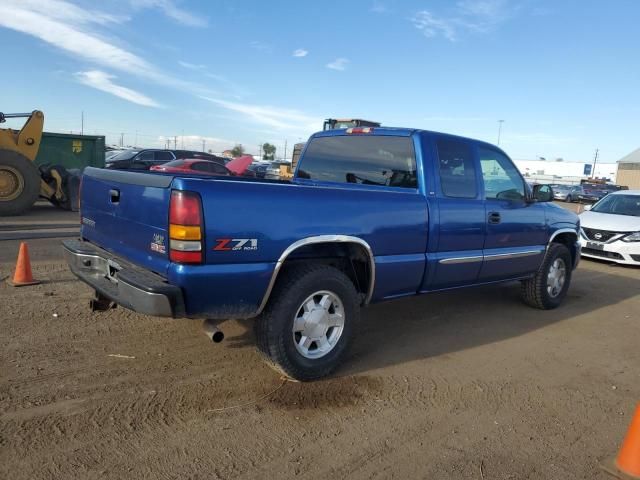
xmin=239 ymin=375 xmax=616 ymax=480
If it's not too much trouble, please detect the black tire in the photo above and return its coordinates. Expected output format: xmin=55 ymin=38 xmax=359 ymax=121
xmin=521 ymin=243 xmax=572 ymax=310
xmin=0 ymin=150 xmax=40 ymax=216
xmin=254 ymin=264 xmax=360 ymax=381
xmin=565 ymin=195 xmax=572 ymax=203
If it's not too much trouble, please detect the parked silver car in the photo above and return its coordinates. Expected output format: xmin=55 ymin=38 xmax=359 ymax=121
xmin=552 ymin=185 xmax=581 ymax=202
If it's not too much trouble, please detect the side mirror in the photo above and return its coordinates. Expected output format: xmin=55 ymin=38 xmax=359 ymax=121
xmin=583 ymin=204 xmax=592 ymax=211
xmin=532 ymin=184 xmax=554 ymax=202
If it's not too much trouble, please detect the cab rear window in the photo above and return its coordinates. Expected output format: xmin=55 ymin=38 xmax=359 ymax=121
xmin=298 ymin=136 xmax=417 ymax=189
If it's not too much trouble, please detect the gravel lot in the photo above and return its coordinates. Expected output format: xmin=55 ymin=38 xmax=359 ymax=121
xmin=1 ymin=202 xmax=638 ymax=479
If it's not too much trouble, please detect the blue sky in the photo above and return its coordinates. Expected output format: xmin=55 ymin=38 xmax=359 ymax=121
xmin=1 ymin=0 xmax=639 ymax=162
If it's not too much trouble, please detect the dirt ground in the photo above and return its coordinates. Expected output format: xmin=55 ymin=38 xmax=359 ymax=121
xmin=1 ymin=204 xmax=639 ymax=479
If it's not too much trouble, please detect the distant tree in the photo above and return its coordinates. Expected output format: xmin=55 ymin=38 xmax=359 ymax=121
xmin=262 ymin=143 xmax=276 ymax=160
xmin=231 ymin=144 xmax=245 ymax=157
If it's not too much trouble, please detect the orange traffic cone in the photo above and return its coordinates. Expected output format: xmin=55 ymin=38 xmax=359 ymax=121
xmin=604 ymin=403 xmax=640 ymax=479
xmin=9 ymin=242 xmax=40 ymax=287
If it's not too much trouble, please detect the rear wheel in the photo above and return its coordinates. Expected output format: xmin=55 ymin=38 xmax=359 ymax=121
xmin=0 ymin=150 xmax=40 ymax=216
xmin=254 ymin=264 xmax=359 ymax=381
xmin=521 ymin=243 xmax=572 ymax=309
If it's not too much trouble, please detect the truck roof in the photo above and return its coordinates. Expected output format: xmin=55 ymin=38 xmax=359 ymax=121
xmin=311 ymin=126 xmax=508 ymax=152
xmin=313 ymin=126 xmax=416 ymax=138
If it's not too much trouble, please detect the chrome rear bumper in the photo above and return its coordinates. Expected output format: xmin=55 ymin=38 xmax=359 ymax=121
xmin=63 ymin=239 xmax=184 ymax=317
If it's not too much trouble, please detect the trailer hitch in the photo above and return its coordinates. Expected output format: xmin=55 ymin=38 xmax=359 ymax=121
xmin=89 ymin=291 xmax=117 ymax=312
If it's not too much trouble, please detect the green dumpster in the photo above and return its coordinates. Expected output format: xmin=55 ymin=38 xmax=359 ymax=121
xmin=35 ymin=132 xmax=105 ymax=170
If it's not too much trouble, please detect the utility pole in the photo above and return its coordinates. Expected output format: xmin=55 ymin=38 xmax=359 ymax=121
xmin=258 ymin=143 xmax=263 ymax=159
xmin=591 ymin=148 xmax=599 ymax=178
xmin=202 ymin=139 xmax=205 ymax=152
xmin=81 ymin=111 xmax=84 ymax=135
xmin=283 ymin=140 xmax=288 ymax=161
xmin=174 ymin=136 xmax=177 ymax=150
xmin=497 ymin=120 xmax=505 ymax=146
xmin=120 ymin=133 xmax=124 ymax=147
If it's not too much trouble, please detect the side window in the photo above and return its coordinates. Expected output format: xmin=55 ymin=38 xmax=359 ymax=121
xmin=436 ymin=139 xmax=477 ymax=198
xmin=297 ymin=136 xmax=417 ymax=189
xmin=478 ymin=147 xmax=525 ymax=201
xmin=191 ymin=162 xmax=211 ymax=172
xmin=211 ymin=163 xmax=229 ymax=174
xmin=137 ymin=151 xmax=155 ymax=161
xmin=155 ymin=151 xmax=174 ymax=161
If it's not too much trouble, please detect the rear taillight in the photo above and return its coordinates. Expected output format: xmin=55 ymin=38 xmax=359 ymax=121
xmin=169 ymin=190 xmax=203 ymax=264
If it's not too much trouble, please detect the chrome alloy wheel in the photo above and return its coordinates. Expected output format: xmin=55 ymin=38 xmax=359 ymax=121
xmin=546 ymin=258 xmax=566 ymax=298
xmin=292 ymin=290 xmax=345 ymax=359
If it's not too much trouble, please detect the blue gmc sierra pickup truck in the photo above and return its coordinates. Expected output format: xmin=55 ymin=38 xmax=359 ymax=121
xmin=64 ymin=127 xmax=580 ymax=380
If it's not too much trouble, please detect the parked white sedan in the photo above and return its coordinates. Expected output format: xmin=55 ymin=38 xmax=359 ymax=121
xmin=579 ymin=190 xmax=640 ymax=266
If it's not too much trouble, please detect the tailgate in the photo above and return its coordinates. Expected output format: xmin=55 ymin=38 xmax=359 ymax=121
xmin=80 ymin=167 xmax=172 ymax=276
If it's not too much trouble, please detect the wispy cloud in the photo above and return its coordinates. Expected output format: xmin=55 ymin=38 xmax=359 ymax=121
xmin=412 ymin=11 xmax=457 ymax=41
xmin=201 ymin=97 xmax=319 ymax=133
xmin=129 ymin=0 xmax=207 ymax=27
xmin=17 ymin=0 xmax=129 ymax=25
xmin=178 ymin=59 xmax=249 ymax=99
xmin=0 ymin=0 xmax=151 ymax=73
xmin=0 ymin=0 xmax=213 ymax=95
xmin=326 ymin=58 xmax=349 ymax=71
xmin=411 ymin=0 xmax=515 ymax=41
xmin=204 ymin=73 xmax=249 ymax=99
xmin=179 ymin=60 xmax=206 ymax=70
xmin=292 ymin=48 xmax=309 ymax=57
xmin=371 ymin=1 xmax=388 ymax=14
xmin=250 ymin=41 xmax=272 ymax=53
xmin=75 ymin=70 xmax=161 ymax=107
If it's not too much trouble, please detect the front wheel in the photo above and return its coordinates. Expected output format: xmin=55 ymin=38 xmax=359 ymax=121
xmin=521 ymin=243 xmax=572 ymax=309
xmin=254 ymin=264 xmax=360 ymax=381
xmin=565 ymin=195 xmax=572 ymax=203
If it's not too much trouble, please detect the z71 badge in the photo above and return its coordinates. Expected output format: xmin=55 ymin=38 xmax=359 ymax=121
xmin=214 ymin=238 xmax=258 ymax=251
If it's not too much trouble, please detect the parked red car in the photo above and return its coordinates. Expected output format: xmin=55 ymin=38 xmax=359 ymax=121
xmin=150 ymin=156 xmax=254 ymax=177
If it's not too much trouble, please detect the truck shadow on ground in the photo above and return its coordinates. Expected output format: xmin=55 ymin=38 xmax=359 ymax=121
xmin=231 ymin=263 xmax=637 ymax=377
xmin=341 ymin=264 xmax=638 ymax=376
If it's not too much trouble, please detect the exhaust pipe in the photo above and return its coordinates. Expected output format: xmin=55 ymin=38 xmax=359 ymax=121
xmin=202 ymin=319 xmax=224 ymax=343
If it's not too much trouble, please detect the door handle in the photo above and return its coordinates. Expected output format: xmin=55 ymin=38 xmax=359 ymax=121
xmin=109 ymin=189 xmax=120 ymax=204
xmin=488 ymin=212 xmax=501 ymax=224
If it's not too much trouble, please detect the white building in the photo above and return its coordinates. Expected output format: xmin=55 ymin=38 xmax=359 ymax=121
xmin=616 ymin=147 xmax=640 ymax=189
xmin=513 ymin=159 xmax=617 ymax=185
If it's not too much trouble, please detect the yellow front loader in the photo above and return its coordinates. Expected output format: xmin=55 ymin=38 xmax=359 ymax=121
xmin=0 ymin=110 xmax=75 ymax=216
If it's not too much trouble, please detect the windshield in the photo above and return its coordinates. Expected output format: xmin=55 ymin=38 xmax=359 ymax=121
xmin=107 ymin=150 xmax=141 ymax=161
xmin=591 ymin=194 xmax=640 ymax=217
